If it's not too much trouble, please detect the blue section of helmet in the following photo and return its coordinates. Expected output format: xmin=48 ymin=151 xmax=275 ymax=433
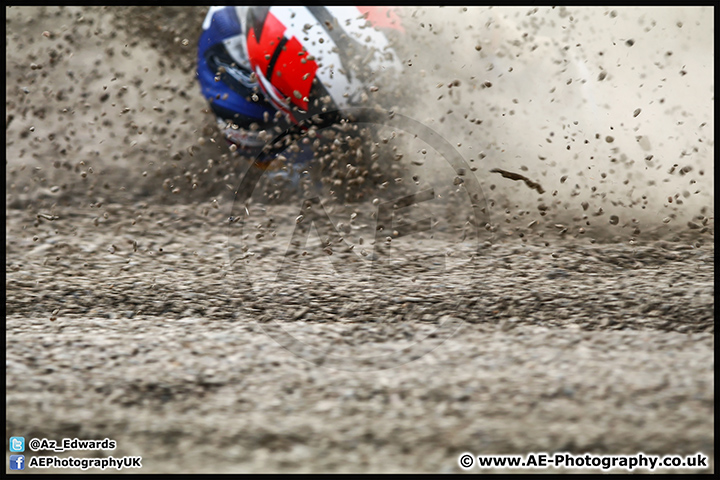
xmin=197 ymin=7 xmax=276 ymax=124
xmin=200 ymin=7 xmax=241 ymax=49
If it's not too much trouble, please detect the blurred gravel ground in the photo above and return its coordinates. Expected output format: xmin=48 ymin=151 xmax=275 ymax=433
xmin=5 ymin=204 xmax=714 ymax=473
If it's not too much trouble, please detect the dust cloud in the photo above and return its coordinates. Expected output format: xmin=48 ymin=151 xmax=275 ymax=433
xmin=6 ymin=6 xmax=714 ymax=245
xmin=389 ymin=6 xmax=713 ymax=243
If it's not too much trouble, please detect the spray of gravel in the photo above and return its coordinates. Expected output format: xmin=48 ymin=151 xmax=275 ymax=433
xmin=6 ymin=6 xmax=713 ymax=246
xmin=388 ymin=6 xmax=714 ymax=244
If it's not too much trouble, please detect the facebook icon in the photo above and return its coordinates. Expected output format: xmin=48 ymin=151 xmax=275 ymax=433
xmin=10 ymin=455 xmax=25 ymax=470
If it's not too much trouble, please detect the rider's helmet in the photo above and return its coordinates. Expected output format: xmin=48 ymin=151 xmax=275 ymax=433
xmin=198 ymin=6 xmax=404 ymax=164
xmin=241 ymin=6 xmax=405 ymax=126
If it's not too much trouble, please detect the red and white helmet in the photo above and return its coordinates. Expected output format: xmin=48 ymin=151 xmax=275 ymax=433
xmin=239 ymin=6 xmax=404 ymax=125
